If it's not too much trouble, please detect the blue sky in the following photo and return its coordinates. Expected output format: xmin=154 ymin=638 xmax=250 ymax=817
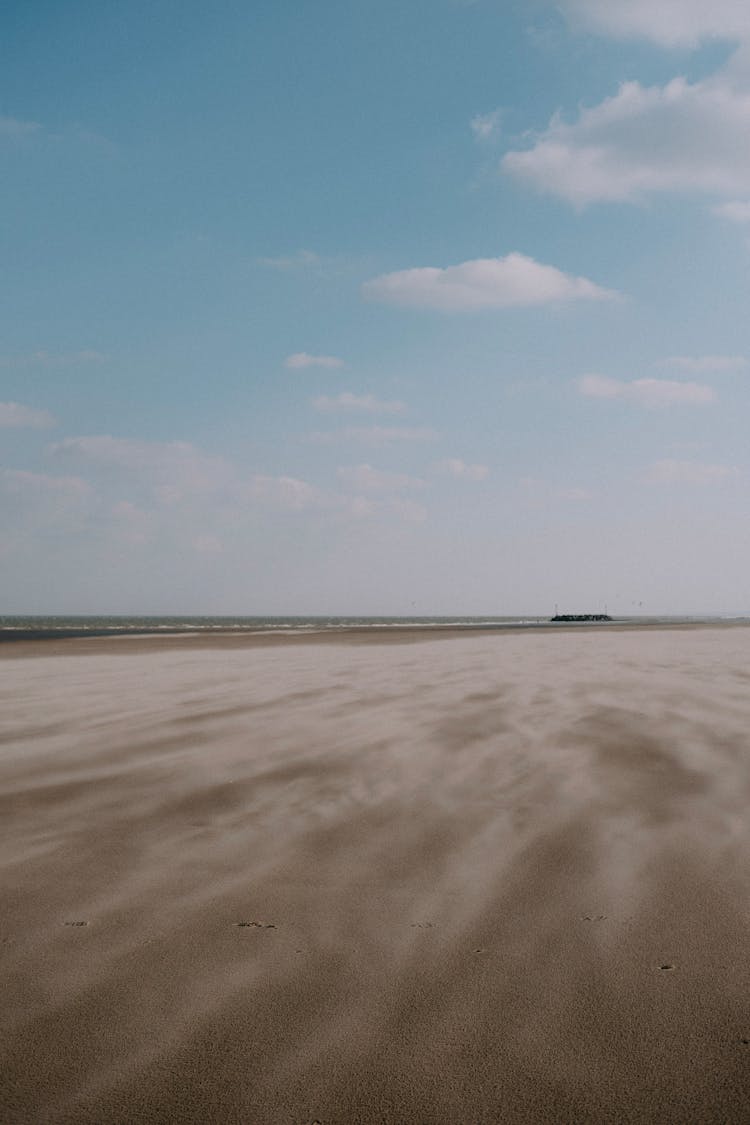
xmin=2 ymin=0 xmax=750 ymax=614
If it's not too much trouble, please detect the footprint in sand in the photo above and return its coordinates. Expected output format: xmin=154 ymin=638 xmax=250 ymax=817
xmin=235 ymin=921 xmax=276 ymax=929
xmin=659 ymin=963 xmax=676 ymax=971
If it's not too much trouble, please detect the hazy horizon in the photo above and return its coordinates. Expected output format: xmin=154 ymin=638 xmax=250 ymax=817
xmin=2 ymin=610 xmax=748 ymax=624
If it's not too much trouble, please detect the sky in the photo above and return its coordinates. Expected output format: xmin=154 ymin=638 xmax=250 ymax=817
xmin=2 ymin=0 xmax=750 ymax=616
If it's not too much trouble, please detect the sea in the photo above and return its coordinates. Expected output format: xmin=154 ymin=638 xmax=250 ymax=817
xmin=0 ymin=614 xmax=745 ymax=642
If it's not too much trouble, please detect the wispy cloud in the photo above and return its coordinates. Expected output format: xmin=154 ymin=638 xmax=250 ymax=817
xmin=0 ymin=468 xmax=91 ymax=496
xmin=258 ymin=249 xmax=321 ymax=270
xmin=645 ymin=459 xmax=738 ymax=484
xmin=0 ymin=401 xmax=57 ymax=429
xmin=45 ymin=432 xmax=333 ymax=525
xmin=0 ymin=349 xmax=107 ymax=368
xmin=470 ymin=109 xmax=502 ymax=141
xmin=577 ymin=373 xmax=715 ymax=405
xmin=311 ymin=425 xmax=438 ymax=446
xmin=344 ymin=495 xmax=428 ymax=523
xmin=713 ymin=200 xmax=750 ymax=224
xmin=662 ymin=354 xmax=747 ymax=373
xmin=503 ymin=75 xmax=750 ymax=206
xmin=285 ymin=352 xmax=345 ymax=370
xmin=363 ymin=253 xmax=617 ymax=310
xmin=0 ymin=114 xmax=40 ymax=137
xmin=49 ymin=435 xmax=232 ymax=494
xmin=337 ymin=463 xmax=426 ymax=492
xmin=245 ymin=474 xmax=322 ymax=511
xmin=313 ymin=392 xmax=406 ymax=415
xmin=0 ymin=469 xmax=95 ymax=552
xmin=437 ymin=458 xmax=489 ymax=481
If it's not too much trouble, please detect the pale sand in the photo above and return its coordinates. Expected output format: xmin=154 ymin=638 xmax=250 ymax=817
xmin=2 ymin=626 xmax=750 ymax=1123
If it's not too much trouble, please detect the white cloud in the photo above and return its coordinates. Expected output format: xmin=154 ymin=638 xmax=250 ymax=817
xmin=258 ymin=249 xmax=320 ymax=270
xmin=313 ymin=392 xmax=406 ymax=414
xmin=285 ymin=352 xmax=345 ymax=370
xmin=559 ymin=0 xmax=750 ymax=48
xmin=337 ymin=464 xmax=426 ymax=492
xmin=645 ymin=459 xmax=738 ymax=484
xmin=577 ymin=373 xmax=715 ymax=405
xmin=713 ymin=200 xmax=750 ymax=222
xmin=503 ymin=75 xmax=750 ymax=206
xmin=311 ymin=425 xmax=438 ymax=446
xmin=471 ymin=109 xmax=502 ymax=141
xmin=0 ymin=401 xmax=57 ymax=428
xmin=662 ymin=354 xmax=748 ymax=372
xmin=363 ymin=253 xmax=617 ymax=310
xmin=438 ymin=458 xmax=489 ymax=481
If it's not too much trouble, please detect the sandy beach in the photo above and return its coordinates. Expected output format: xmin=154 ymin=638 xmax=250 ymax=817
xmin=2 ymin=624 xmax=750 ymax=1123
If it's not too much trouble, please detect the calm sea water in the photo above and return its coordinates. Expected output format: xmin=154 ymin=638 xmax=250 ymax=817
xmin=0 ymin=614 xmax=744 ymax=641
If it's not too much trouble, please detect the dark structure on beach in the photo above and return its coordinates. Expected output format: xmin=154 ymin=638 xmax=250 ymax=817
xmin=550 ymin=613 xmax=612 ymax=622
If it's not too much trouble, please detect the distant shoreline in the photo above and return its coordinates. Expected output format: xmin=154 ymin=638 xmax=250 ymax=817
xmin=2 ymin=617 xmax=749 ymax=656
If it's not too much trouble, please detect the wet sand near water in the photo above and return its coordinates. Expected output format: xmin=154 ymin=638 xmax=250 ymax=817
xmin=2 ymin=625 xmax=750 ymax=1122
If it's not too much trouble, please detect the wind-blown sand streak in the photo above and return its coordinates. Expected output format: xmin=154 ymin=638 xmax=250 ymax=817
xmin=1 ymin=627 xmax=750 ymax=1122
